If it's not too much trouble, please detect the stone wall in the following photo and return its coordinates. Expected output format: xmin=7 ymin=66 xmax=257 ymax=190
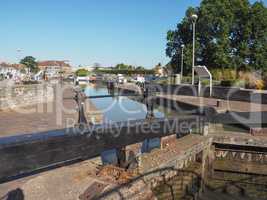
xmin=0 ymin=84 xmax=54 ymax=110
xmin=213 ymin=135 xmax=267 ymax=174
xmin=212 ymin=134 xmax=267 ymax=148
xmin=116 ymin=83 xmax=267 ymax=104
xmin=138 ymin=137 xmax=212 ymax=181
xmin=155 ymin=84 xmax=267 ymax=104
xmin=214 ymin=151 xmax=267 ymax=174
xmin=0 ymin=117 xmax=199 ymax=182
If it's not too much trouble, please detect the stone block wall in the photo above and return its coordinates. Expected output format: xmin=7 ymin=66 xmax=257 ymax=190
xmin=156 ymin=84 xmax=267 ymax=104
xmin=0 ymin=84 xmax=54 ymax=110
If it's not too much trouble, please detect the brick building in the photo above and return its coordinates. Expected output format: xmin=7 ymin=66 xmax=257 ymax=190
xmin=38 ymin=60 xmax=72 ymax=79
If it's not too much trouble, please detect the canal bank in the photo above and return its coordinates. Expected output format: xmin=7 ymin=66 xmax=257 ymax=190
xmin=0 ymin=83 xmax=104 ymax=137
xmin=3 ymin=131 xmax=267 ymax=199
xmin=1 ymin=82 xmax=267 ymax=199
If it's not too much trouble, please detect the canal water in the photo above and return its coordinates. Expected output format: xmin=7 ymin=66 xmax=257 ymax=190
xmin=83 ymin=83 xmax=176 ymax=123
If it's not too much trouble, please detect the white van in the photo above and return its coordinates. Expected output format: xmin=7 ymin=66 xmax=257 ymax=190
xmin=76 ymin=76 xmax=89 ymax=84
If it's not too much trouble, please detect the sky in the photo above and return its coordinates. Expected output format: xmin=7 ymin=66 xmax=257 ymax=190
xmin=0 ymin=0 xmax=264 ymax=68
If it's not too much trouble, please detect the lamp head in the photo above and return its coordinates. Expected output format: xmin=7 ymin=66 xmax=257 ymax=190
xmin=181 ymin=44 xmax=185 ymax=48
xmin=191 ymin=14 xmax=198 ymax=22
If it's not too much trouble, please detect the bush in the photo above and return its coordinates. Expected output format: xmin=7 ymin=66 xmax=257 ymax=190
xmin=220 ymin=80 xmax=236 ymax=87
xmin=234 ymin=80 xmax=246 ymax=88
xmin=201 ymin=79 xmax=210 ymax=86
xmin=223 ymin=69 xmax=236 ymax=80
xmin=255 ymin=80 xmax=265 ymax=90
xmin=182 ymin=76 xmax=192 ymax=84
xmin=211 ymin=69 xmax=222 ymax=80
xmin=211 ymin=68 xmax=236 ymax=80
xmin=245 ymin=79 xmax=265 ymax=90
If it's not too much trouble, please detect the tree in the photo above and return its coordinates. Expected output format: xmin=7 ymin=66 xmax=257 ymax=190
xmin=20 ymin=56 xmax=38 ymax=73
xmin=249 ymin=2 xmax=267 ymax=70
xmin=166 ymin=0 xmax=267 ymax=74
xmin=136 ymin=66 xmax=145 ymax=70
xmin=75 ymin=69 xmax=89 ymax=77
xmin=115 ymin=63 xmax=129 ymax=70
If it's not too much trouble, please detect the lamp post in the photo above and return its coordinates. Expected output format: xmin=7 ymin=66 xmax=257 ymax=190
xmin=191 ymin=14 xmax=198 ymax=85
xmin=16 ymin=48 xmax=23 ymax=79
xmin=181 ymin=44 xmax=185 ymax=82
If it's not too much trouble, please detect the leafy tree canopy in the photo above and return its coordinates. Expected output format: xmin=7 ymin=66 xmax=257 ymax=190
xmin=166 ymin=0 xmax=267 ymax=74
xmin=75 ymin=68 xmax=90 ymax=77
xmin=115 ymin=63 xmax=133 ymax=70
xmin=20 ymin=56 xmax=38 ymax=73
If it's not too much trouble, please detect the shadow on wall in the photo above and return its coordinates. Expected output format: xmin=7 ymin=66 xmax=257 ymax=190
xmin=0 ymin=188 xmax=24 ymax=200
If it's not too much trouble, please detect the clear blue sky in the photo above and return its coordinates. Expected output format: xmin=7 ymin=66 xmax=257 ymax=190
xmin=0 ymin=0 xmax=264 ymax=68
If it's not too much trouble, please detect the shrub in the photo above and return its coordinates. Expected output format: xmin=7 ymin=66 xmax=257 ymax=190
xmin=182 ymin=76 xmax=192 ymax=84
xmin=220 ymin=80 xmax=236 ymax=87
xmin=246 ymin=79 xmax=265 ymax=90
xmin=223 ymin=69 xmax=237 ymax=80
xmin=211 ymin=68 xmax=236 ymax=80
xmin=255 ymin=80 xmax=265 ymax=90
xmin=234 ymin=80 xmax=246 ymax=88
xmin=201 ymin=79 xmax=210 ymax=86
xmin=211 ymin=69 xmax=222 ymax=80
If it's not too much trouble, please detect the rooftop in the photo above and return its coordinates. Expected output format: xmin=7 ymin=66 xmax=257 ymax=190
xmin=38 ymin=60 xmax=71 ymax=68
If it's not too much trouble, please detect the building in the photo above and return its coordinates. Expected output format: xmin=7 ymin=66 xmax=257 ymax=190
xmin=38 ymin=60 xmax=72 ymax=79
xmin=0 ymin=62 xmax=22 ymax=80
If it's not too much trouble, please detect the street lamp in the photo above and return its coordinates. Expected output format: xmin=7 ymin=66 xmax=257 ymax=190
xmin=191 ymin=14 xmax=198 ymax=85
xmin=16 ymin=48 xmax=22 ymax=64
xmin=180 ymin=44 xmax=185 ymax=82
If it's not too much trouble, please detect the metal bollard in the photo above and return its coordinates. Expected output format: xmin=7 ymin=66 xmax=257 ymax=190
xmin=74 ymin=90 xmax=88 ymax=124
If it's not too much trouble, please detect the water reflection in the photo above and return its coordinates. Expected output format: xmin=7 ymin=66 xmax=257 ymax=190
xmin=84 ymin=83 xmax=174 ymax=123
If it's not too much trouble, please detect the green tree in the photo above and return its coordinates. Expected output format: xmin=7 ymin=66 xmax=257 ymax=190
xmin=20 ymin=56 xmax=38 ymax=73
xmin=115 ymin=63 xmax=129 ymax=70
xmin=75 ymin=69 xmax=89 ymax=77
xmin=166 ymin=0 xmax=267 ymax=74
xmin=249 ymin=2 xmax=267 ymax=70
xmin=136 ymin=66 xmax=145 ymax=70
